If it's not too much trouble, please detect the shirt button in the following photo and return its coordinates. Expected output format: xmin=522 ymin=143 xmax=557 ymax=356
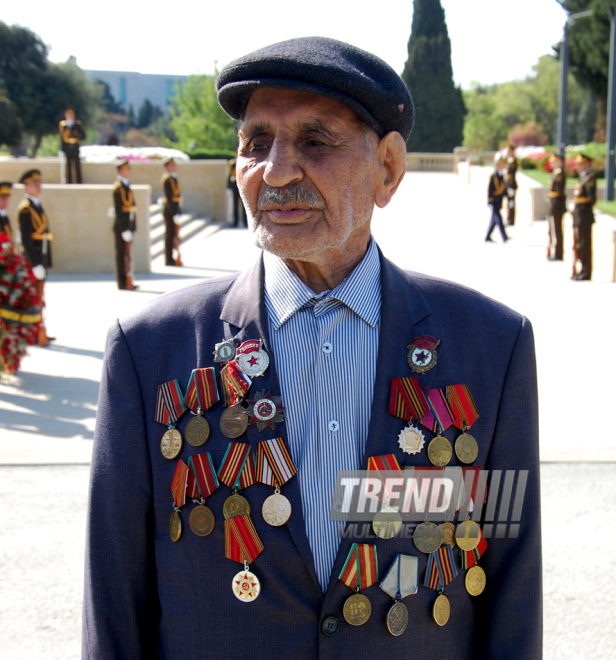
xmin=328 ymin=420 xmax=339 ymax=432
xmin=322 ymin=342 xmax=332 ymax=354
xmin=321 ymin=615 xmax=341 ymax=636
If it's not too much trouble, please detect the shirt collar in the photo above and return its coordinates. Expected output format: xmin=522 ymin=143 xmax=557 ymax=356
xmin=264 ymin=238 xmax=381 ymax=330
xmin=118 ymin=176 xmax=130 ymax=186
xmin=26 ymin=194 xmax=40 ymax=206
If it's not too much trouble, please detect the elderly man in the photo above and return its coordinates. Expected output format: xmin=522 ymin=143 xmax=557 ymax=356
xmin=83 ymin=38 xmax=541 ymax=659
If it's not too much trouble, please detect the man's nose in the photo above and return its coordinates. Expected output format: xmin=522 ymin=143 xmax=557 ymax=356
xmin=263 ymin=139 xmax=303 ymax=188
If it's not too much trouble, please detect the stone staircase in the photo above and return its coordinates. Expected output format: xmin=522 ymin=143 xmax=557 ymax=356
xmin=149 ymin=199 xmax=211 ymax=261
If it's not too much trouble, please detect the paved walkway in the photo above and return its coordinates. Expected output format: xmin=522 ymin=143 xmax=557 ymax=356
xmin=1 ymin=171 xmax=615 ymax=658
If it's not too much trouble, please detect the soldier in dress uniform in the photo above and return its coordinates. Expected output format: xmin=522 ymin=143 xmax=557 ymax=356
xmin=547 ymin=154 xmax=566 ymax=261
xmin=17 ymin=170 xmax=54 ymax=345
xmin=485 ymin=158 xmax=508 ymax=243
xmin=161 ymin=158 xmax=182 ymax=266
xmin=571 ymin=153 xmax=596 ymax=281
xmin=504 ymin=145 xmax=518 ymax=225
xmin=112 ymin=160 xmax=138 ymax=290
xmin=59 ymin=108 xmax=86 ymax=184
xmin=0 ymin=182 xmax=12 ymax=239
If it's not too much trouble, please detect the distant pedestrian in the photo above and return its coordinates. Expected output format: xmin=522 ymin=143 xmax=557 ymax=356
xmin=59 ymin=108 xmax=86 ymax=184
xmin=571 ymin=153 xmax=596 ymax=281
xmin=161 ymin=158 xmax=182 ymax=266
xmin=0 ymin=182 xmax=12 ymax=240
xmin=547 ymin=154 xmax=566 ymax=261
xmin=505 ymin=145 xmax=518 ymax=225
xmin=485 ymin=158 xmax=509 ymax=243
xmin=112 ymin=160 xmax=138 ymax=290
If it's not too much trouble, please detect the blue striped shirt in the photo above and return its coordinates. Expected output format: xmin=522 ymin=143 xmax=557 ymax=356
xmin=264 ymin=240 xmax=381 ymax=591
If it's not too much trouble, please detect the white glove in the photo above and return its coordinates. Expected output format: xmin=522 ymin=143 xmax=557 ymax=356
xmin=32 ymin=264 xmax=46 ymax=280
xmin=121 ymin=230 xmax=134 ymax=242
xmin=507 ymin=188 xmax=514 ymax=196
xmin=107 ymin=207 xmax=115 ymax=219
xmin=567 ymin=201 xmax=575 ymax=213
xmin=508 ymin=199 xmax=515 ymax=209
xmin=173 ymin=214 xmax=181 ymax=222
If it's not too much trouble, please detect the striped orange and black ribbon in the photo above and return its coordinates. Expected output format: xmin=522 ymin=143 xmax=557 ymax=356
xmin=219 ymin=361 xmax=251 ymax=406
xmin=224 ymin=514 xmax=264 ymax=564
xmin=171 ymin=459 xmax=189 ymax=509
xmin=155 ymin=379 xmax=186 ymax=426
xmin=339 ymin=543 xmax=379 ymax=591
xmin=218 ymin=442 xmax=256 ymax=490
xmin=184 ymin=368 xmax=219 ymax=412
xmin=446 ymin=384 xmax=479 ymax=430
xmin=256 ymin=438 xmax=297 ymax=487
xmin=424 ymin=545 xmax=458 ymax=590
xmin=389 ymin=377 xmax=428 ymax=422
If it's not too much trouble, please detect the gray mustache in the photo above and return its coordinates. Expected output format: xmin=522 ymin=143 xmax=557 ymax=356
xmin=258 ymin=184 xmax=323 ymax=209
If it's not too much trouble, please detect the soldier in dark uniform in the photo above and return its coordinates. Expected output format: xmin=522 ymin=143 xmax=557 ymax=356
xmin=59 ymin=108 xmax=86 ymax=184
xmin=227 ymin=156 xmax=246 ymax=227
xmin=485 ymin=158 xmax=509 ymax=243
xmin=0 ymin=182 xmax=12 ymax=239
xmin=505 ymin=145 xmax=518 ymax=225
xmin=17 ymin=170 xmax=54 ymax=345
xmin=547 ymin=154 xmax=567 ymax=261
xmin=161 ymin=158 xmax=182 ymax=266
xmin=112 ymin=160 xmax=138 ymax=290
xmin=572 ymin=153 xmax=596 ymax=281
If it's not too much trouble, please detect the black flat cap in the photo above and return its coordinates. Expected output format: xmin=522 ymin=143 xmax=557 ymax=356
xmin=216 ymin=37 xmax=414 ymax=141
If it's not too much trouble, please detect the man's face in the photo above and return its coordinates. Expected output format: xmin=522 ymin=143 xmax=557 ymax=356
xmin=237 ymin=88 xmax=383 ymax=262
xmin=0 ymin=195 xmax=9 ymax=210
xmin=119 ymin=165 xmax=131 ymax=179
xmin=577 ymin=159 xmax=589 ymax=173
xmin=165 ymin=161 xmax=177 ymax=174
xmin=24 ymin=181 xmax=42 ymax=197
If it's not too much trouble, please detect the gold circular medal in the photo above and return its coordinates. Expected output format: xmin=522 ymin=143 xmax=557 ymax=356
xmin=189 ymin=504 xmax=215 ymax=536
xmin=372 ymin=507 xmax=403 ymax=540
xmin=220 ymin=405 xmax=249 ymax=439
xmin=413 ymin=521 xmax=444 ymax=554
xmin=232 ymin=569 xmax=261 ymax=602
xmin=343 ymin=592 xmax=372 ymax=626
xmin=465 ymin=565 xmax=487 ymax=596
xmin=441 ymin=522 xmax=456 ymax=547
xmin=223 ymin=493 xmax=251 ymax=519
xmin=427 ymin=434 xmax=452 ymax=466
xmin=432 ymin=593 xmax=450 ymax=626
xmin=161 ymin=428 xmax=182 ymax=460
xmin=455 ymin=432 xmax=478 ymax=464
xmin=262 ymin=492 xmax=292 ymax=526
xmin=386 ymin=601 xmax=408 ymax=636
xmin=169 ymin=509 xmax=182 ymax=543
xmin=456 ymin=519 xmax=481 ymax=551
xmin=185 ymin=414 xmax=210 ymax=447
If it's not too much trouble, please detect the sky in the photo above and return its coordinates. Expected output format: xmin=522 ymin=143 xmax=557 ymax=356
xmin=3 ymin=0 xmax=568 ymax=89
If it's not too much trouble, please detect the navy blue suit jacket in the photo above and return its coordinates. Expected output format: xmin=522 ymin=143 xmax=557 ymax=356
xmin=83 ymin=248 xmax=542 ymax=658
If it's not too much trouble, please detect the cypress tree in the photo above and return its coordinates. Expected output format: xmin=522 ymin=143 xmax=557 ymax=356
xmin=401 ymin=0 xmax=466 ymax=152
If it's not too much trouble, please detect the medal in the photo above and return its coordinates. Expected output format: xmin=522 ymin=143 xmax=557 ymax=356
xmin=447 ymin=384 xmax=480 ymax=464
xmin=456 ymin=519 xmax=481 ymax=551
xmin=245 ymin=390 xmax=285 ymax=431
xmin=214 ymin=338 xmax=237 ymax=363
xmin=236 ymin=339 xmax=270 ymax=377
xmin=460 ymin=524 xmax=488 ymax=595
xmin=219 ymin=360 xmax=251 ymax=408
xmin=366 ymin=454 xmax=403 ymax=536
xmin=422 ymin=388 xmax=454 ymax=467
xmin=432 ymin=593 xmax=450 ymax=626
xmin=184 ymin=368 xmax=219 ymax=447
xmin=169 ymin=459 xmax=189 ymax=542
xmin=424 ymin=545 xmax=458 ymax=626
xmin=441 ymin=522 xmax=456 ymax=547
xmin=256 ymin=437 xmax=297 ymax=526
xmin=427 ymin=434 xmax=452 ymax=467
xmin=232 ymin=563 xmax=261 ymax=603
xmin=379 ymin=554 xmax=418 ymax=636
xmin=220 ymin=404 xmax=249 ymax=438
xmin=339 ymin=543 xmax=379 ymax=626
xmin=155 ymin=379 xmax=187 ymax=459
xmin=372 ymin=506 xmax=403 ymax=539
xmin=397 ymin=423 xmax=425 ymax=455
xmin=218 ymin=441 xmax=257 ymax=519
xmin=189 ymin=505 xmax=215 ymax=536
xmin=413 ymin=521 xmax=443 ymax=554
xmin=226 ymin=516 xmax=264 ymax=602
xmin=186 ymin=452 xmax=219 ymax=536
xmin=389 ymin=377 xmax=428 ymax=423
xmin=407 ymin=335 xmax=440 ymax=374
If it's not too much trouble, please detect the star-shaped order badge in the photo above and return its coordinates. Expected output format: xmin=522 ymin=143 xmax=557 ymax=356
xmin=244 ymin=390 xmax=285 ymax=431
xmin=407 ymin=336 xmax=440 ymax=374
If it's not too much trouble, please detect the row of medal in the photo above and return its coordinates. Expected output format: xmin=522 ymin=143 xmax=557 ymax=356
xmin=338 ymin=518 xmax=487 ymax=637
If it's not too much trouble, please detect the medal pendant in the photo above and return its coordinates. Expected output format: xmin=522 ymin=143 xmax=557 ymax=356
xmin=232 ymin=568 xmax=261 ymax=602
xmin=220 ymin=404 xmax=248 ymax=439
xmin=185 ymin=414 xmax=210 ymax=447
xmin=161 ymin=427 xmax=183 ymax=460
xmin=427 ymin=434 xmax=452 ymax=467
xmin=455 ymin=432 xmax=478 ymax=464
xmin=214 ymin=339 xmax=237 ymax=363
xmin=343 ymin=592 xmax=372 ymax=626
xmin=189 ymin=503 xmax=215 ymax=537
xmin=169 ymin=509 xmax=182 ymax=543
xmin=455 ymin=519 xmax=481 ymax=551
xmin=237 ymin=349 xmax=269 ymax=378
xmin=262 ymin=492 xmax=292 ymax=526
xmin=465 ymin=565 xmax=486 ymax=596
xmin=440 ymin=522 xmax=456 ymax=547
xmin=413 ymin=521 xmax=444 ymax=554
xmin=386 ymin=601 xmax=408 ymax=636
xmin=407 ymin=336 xmax=440 ymax=374
xmin=372 ymin=507 xmax=403 ymax=540
xmin=397 ymin=424 xmax=425 ymax=455
xmin=432 ymin=593 xmax=450 ymax=626
xmin=223 ymin=492 xmax=251 ymax=519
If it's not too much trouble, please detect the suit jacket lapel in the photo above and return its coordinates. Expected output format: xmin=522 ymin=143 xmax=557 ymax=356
xmin=220 ymin=255 xmax=322 ymax=592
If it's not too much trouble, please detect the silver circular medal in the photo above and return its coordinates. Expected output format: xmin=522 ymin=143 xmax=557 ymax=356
xmin=262 ymin=492 xmax=292 ymax=526
xmin=232 ymin=569 xmax=261 ymax=602
xmin=413 ymin=521 xmax=444 ymax=554
xmin=237 ymin=349 xmax=269 ymax=377
xmin=386 ymin=601 xmax=409 ymax=636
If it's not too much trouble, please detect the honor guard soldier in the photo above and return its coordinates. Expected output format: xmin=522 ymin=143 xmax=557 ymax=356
xmin=161 ymin=158 xmax=182 ymax=266
xmin=112 ymin=160 xmax=138 ymax=290
xmin=59 ymin=108 xmax=86 ymax=184
xmin=547 ymin=154 xmax=566 ymax=261
xmin=485 ymin=158 xmax=509 ymax=243
xmin=504 ymin=145 xmax=518 ymax=225
xmin=17 ymin=170 xmax=54 ymax=345
xmin=571 ymin=153 xmax=596 ymax=281
xmin=0 ymin=182 xmax=12 ymax=239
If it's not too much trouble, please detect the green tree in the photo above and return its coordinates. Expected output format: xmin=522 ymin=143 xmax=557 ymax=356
xmin=401 ymin=0 xmax=466 ymax=152
xmin=0 ymin=92 xmax=21 ymax=147
xmin=136 ymin=98 xmax=163 ymax=129
xmin=166 ymin=74 xmax=236 ymax=152
xmin=462 ymin=84 xmax=507 ymax=150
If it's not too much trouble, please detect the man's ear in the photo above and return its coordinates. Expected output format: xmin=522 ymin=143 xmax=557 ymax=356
xmin=374 ymin=131 xmax=407 ymax=209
